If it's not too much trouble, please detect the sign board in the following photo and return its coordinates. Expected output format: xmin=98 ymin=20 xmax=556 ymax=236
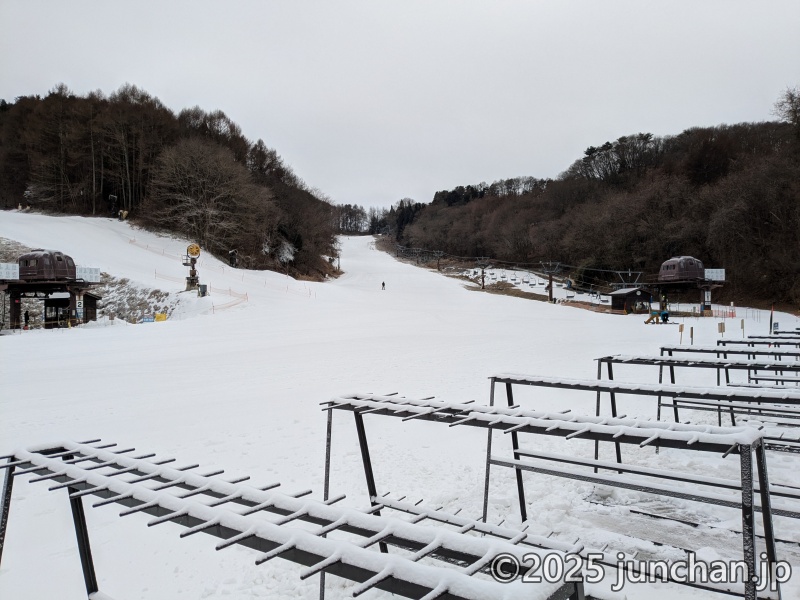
xmin=76 ymin=266 xmax=101 ymax=282
xmin=704 ymin=290 xmax=711 ymax=302
xmin=705 ymin=268 xmax=725 ymax=281
xmin=155 ymin=313 xmax=167 ymax=322
xmin=142 ymin=315 xmax=155 ymax=323
xmin=773 ymin=322 xmax=780 ymax=332
xmin=0 ymin=263 xmax=20 ymax=280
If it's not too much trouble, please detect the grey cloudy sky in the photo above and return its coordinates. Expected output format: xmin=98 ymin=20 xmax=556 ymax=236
xmin=1 ymin=1 xmax=798 ymax=208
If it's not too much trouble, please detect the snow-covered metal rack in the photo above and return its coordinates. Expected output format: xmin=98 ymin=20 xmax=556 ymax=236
xmin=731 ymin=374 xmax=800 ymax=386
xmin=671 ymin=397 xmax=800 ymax=445
xmin=492 ymin=372 xmax=800 ymax=413
xmin=719 ymin=339 xmax=800 ymax=350
xmin=489 ymin=373 xmax=800 ymax=453
xmin=323 ymin=392 xmax=785 ymax=599
xmin=595 ymin=355 xmax=800 ymax=459
xmin=597 ymin=353 xmax=800 ymax=389
xmin=661 ymin=344 xmax=800 ymax=361
xmin=0 ymin=439 xmax=584 ymax=600
xmin=660 ymin=345 xmax=800 ymax=392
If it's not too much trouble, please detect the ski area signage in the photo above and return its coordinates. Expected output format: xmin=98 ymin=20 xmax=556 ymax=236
xmin=0 ymin=263 xmax=19 ymax=280
xmin=76 ymin=267 xmax=101 ymax=282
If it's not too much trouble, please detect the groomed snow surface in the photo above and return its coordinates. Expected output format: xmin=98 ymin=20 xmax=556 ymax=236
xmin=1 ymin=211 xmax=798 ymax=599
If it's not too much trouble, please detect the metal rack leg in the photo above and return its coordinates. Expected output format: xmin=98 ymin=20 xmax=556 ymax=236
xmin=505 ymin=383 xmax=527 ymax=522
xmin=69 ymin=489 xmax=99 ymax=595
xmin=594 ymin=361 xmax=602 ymax=468
xmin=755 ymin=442 xmax=780 ymax=596
xmin=320 ymin=408 xmax=334 ymax=600
xmin=0 ymin=458 xmax=15 ymax=566
xmin=482 ymin=379 xmax=496 ymax=523
xmin=739 ymin=446 xmax=756 ymax=600
xmin=353 ymin=412 xmax=387 ymax=553
xmin=607 ymin=362 xmax=622 ymax=465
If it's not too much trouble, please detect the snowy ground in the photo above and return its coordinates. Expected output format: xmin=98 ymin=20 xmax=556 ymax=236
xmin=0 ymin=211 xmax=798 ymax=599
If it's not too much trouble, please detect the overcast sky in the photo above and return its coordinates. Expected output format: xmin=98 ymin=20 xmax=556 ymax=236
xmin=1 ymin=1 xmax=798 ymax=209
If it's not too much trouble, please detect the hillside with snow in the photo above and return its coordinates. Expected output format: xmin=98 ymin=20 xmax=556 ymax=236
xmin=0 ymin=211 xmax=798 ymax=599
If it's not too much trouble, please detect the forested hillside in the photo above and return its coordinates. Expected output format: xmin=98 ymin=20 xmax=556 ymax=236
xmin=389 ymin=89 xmax=800 ymax=306
xmin=3 ymin=84 xmax=799 ymax=302
xmin=0 ymin=84 xmax=337 ymax=277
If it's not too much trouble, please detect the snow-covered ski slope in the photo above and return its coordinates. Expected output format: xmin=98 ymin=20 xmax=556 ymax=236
xmin=1 ymin=211 xmax=798 ymax=599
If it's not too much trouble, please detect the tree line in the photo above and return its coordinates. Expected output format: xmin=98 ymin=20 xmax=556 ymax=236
xmin=10 ymin=83 xmax=797 ymax=300
xmin=380 ymin=88 xmax=800 ymax=306
xmin=0 ymin=83 xmax=337 ymax=277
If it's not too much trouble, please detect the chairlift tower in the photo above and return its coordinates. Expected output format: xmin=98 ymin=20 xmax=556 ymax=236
xmin=433 ymin=250 xmax=444 ymax=271
xmin=540 ymin=261 xmax=561 ymax=302
xmin=475 ymin=257 xmax=491 ymax=289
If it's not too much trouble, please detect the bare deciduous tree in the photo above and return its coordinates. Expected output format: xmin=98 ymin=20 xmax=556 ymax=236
xmin=143 ymin=138 xmax=276 ymax=257
xmin=772 ymin=85 xmax=800 ymax=138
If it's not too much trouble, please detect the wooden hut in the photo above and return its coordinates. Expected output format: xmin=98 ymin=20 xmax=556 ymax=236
xmin=609 ymin=287 xmax=652 ymax=314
